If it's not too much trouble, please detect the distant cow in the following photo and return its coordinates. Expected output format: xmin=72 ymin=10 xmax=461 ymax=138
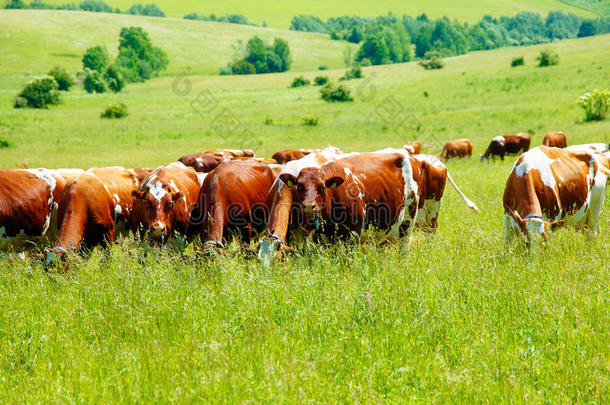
xmin=542 ymin=131 xmax=567 ymax=148
xmin=272 ymin=149 xmax=313 ymax=164
xmin=404 ymin=142 xmax=421 ymax=155
xmin=131 ymin=162 xmax=205 ymax=243
xmin=565 ymin=143 xmax=609 ymax=153
xmin=481 ymin=133 xmax=531 ymax=161
xmin=440 ymin=139 xmax=473 ymax=160
xmin=193 ymin=160 xmax=277 ymax=249
xmin=206 ymin=149 xmax=255 ymax=158
xmin=47 ymin=167 xmax=151 ymax=257
xmin=413 ymin=154 xmax=479 ymax=229
xmin=503 ymin=146 xmax=610 ymax=246
xmin=0 ymin=169 xmax=71 ymax=250
xmin=179 ymin=153 xmax=224 ymax=173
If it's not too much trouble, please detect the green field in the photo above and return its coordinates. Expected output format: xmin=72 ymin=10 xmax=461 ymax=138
xmin=1 ymin=8 xmax=610 ymax=403
xmin=40 ymin=0 xmax=603 ymax=27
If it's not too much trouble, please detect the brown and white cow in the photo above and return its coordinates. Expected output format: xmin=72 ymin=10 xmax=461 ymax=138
xmin=47 ymin=167 xmax=151 ymax=257
xmin=192 ymin=160 xmax=277 ymax=250
xmin=413 ymin=154 xmax=479 ymax=229
xmin=542 ymin=131 xmax=567 ymax=148
xmin=178 ymin=153 xmax=224 ymax=173
xmin=404 ymin=142 xmax=421 ymax=155
xmin=503 ymin=146 xmax=610 ymax=245
xmin=0 ymin=169 xmax=75 ymax=250
xmin=440 ymin=139 xmax=473 ymax=160
xmin=565 ymin=143 xmax=609 ymax=154
xmin=481 ymin=133 xmax=531 ymax=161
xmin=206 ymin=149 xmax=255 ymax=158
xmin=131 ymin=162 xmax=205 ymax=243
xmin=272 ymin=149 xmax=313 ymax=164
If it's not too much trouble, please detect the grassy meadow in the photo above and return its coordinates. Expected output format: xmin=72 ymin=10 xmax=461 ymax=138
xmin=0 ymin=8 xmax=610 ymax=403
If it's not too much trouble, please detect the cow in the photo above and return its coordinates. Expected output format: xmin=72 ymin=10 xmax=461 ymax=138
xmin=257 ymin=146 xmax=344 ymax=264
xmin=480 ymin=133 xmax=531 ymax=161
xmin=178 ymin=153 xmax=224 ymax=173
xmin=413 ymin=154 xmax=479 ymax=229
xmin=131 ymin=162 xmax=205 ymax=244
xmin=440 ymin=139 xmax=473 ymax=160
xmin=46 ymin=167 xmax=151 ymax=259
xmin=206 ymin=149 xmax=255 ymax=158
xmin=503 ymin=146 xmax=610 ymax=246
xmin=543 ymin=131 xmax=567 ymax=148
xmin=272 ymin=149 xmax=313 ymax=164
xmin=193 ymin=160 xmax=277 ymax=250
xmin=0 ymin=169 xmax=73 ymax=251
xmin=565 ymin=143 xmax=609 ymax=154
xmin=404 ymin=142 xmax=421 ymax=155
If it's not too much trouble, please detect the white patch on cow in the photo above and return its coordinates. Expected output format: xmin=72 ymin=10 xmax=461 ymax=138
xmin=195 ymin=157 xmax=204 ymax=165
xmin=168 ymin=180 xmax=179 ymax=193
xmin=493 ymin=136 xmax=505 ymax=147
xmin=114 ymin=204 xmax=122 ymax=217
xmin=195 ymin=172 xmax=207 ymax=185
xmin=148 ymin=181 xmax=167 ymax=202
xmin=565 ymin=143 xmax=609 ymax=153
xmin=513 ymin=147 xmax=558 ymax=190
xmin=276 ymin=146 xmax=344 ymax=191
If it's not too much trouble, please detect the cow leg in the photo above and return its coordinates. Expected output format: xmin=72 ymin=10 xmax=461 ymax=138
xmin=586 ymin=172 xmax=608 ymax=236
xmin=202 ymin=202 xmax=226 ymax=247
xmin=504 ymin=213 xmax=519 ymax=244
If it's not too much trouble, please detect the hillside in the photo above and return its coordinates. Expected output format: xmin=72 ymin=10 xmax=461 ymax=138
xmin=0 ymin=10 xmax=354 ymax=75
xmin=38 ymin=0 xmax=602 ymax=27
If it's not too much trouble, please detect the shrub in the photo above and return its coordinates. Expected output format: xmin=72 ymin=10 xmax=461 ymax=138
xmin=511 ymin=56 xmax=524 ymax=67
xmin=290 ymin=76 xmax=310 ymax=88
xmin=320 ymin=83 xmax=353 ymax=102
xmin=14 ymin=78 xmax=60 ymax=109
xmin=114 ymin=27 xmax=168 ymax=83
xmin=83 ymin=69 xmax=107 ymax=93
xmin=419 ymin=56 xmax=444 ymax=70
xmin=301 ymin=116 xmax=319 ymax=126
xmin=78 ymin=0 xmax=112 ymax=12
xmin=219 ymin=65 xmax=233 ymax=75
xmin=0 ymin=138 xmax=10 ymax=148
xmin=340 ymin=66 xmax=363 ymax=81
xmin=230 ymin=60 xmax=255 ymax=75
xmin=314 ymin=75 xmax=329 ymax=86
xmin=318 ymin=65 xmax=329 ymax=70
xmin=577 ymin=89 xmax=610 ymax=122
xmin=48 ymin=66 xmax=73 ymax=91
xmin=128 ymin=3 xmax=165 ymax=17
xmin=104 ymin=66 xmax=124 ymax=92
xmin=537 ymin=49 xmax=559 ymax=67
xmin=226 ymin=36 xmax=291 ymax=75
xmin=4 ymin=0 xmax=28 ymax=8
xmin=82 ymin=46 xmax=109 ymax=72
xmin=101 ymin=102 xmax=128 ymax=119
xmin=263 ymin=116 xmax=274 ymax=125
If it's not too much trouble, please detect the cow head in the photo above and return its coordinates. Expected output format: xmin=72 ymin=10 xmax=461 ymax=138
xmin=511 ymin=211 xmax=564 ymax=244
xmin=131 ymin=179 xmax=185 ymax=243
xmin=280 ymin=168 xmax=344 ymax=217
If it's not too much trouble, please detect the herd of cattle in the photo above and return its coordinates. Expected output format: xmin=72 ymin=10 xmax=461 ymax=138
xmin=1 ymin=129 xmax=609 ymax=265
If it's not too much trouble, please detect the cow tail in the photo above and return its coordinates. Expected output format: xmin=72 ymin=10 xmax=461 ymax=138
xmin=446 ymin=171 xmax=480 ymax=213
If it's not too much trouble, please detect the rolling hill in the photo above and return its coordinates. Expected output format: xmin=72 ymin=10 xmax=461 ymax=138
xmin=38 ymin=0 xmax=603 ymax=27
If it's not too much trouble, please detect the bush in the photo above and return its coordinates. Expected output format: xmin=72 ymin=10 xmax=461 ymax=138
xmin=14 ymin=78 xmax=60 ymax=109
xmin=263 ymin=116 xmax=274 ymax=125
xmin=114 ymin=27 xmax=169 ymax=83
xmin=219 ymin=65 xmax=233 ymax=75
xmin=82 ymin=46 xmax=109 ymax=72
xmin=83 ymin=69 xmax=107 ymax=93
xmin=225 ymin=36 xmax=291 ymax=75
xmin=4 ymin=0 xmax=28 ymax=8
xmin=128 ymin=3 xmax=165 ymax=17
xmin=0 ymin=138 xmax=10 ymax=148
xmin=320 ymin=83 xmax=353 ymax=102
xmin=290 ymin=76 xmax=310 ymax=88
xmin=318 ymin=65 xmax=329 ymax=70
xmin=419 ymin=56 xmax=444 ymax=70
xmin=511 ymin=56 xmax=524 ymax=67
xmin=314 ymin=75 xmax=329 ymax=86
xmin=230 ymin=60 xmax=255 ymax=75
xmin=101 ymin=102 xmax=128 ymax=119
xmin=537 ymin=49 xmax=559 ymax=67
xmin=47 ymin=66 xmax=73 ymax=91
xmin=577 ymin=89 xmax=610 ymax=122
xmin=104 ymin=66 xmax=124 ymax=92
xmin=340 ymin=66 xmax=363 ymax=81
xmin=301 ymin=116 xmax=319 ymax=126
xmin=78 ymin=0 xmax=112 ymax=12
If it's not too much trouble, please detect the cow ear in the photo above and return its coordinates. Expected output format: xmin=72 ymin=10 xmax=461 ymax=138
xmin=549 ymin=220 xmax=564 ymax=230
xmin=172 ymin=191 xmax=184 ymax=203
xmin=325 ymin=176 xmax=344 ymax=189
xmin=280 ymin=173 xmax=297 ymax=188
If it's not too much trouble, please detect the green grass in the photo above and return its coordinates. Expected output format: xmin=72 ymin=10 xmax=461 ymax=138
xmin=0 ymin=10 xmax=354 ymax=75
xmin=0 ymin=12 xmax=610 ymax=402
xmin=40 ymin=0 xmax=602 ymax=27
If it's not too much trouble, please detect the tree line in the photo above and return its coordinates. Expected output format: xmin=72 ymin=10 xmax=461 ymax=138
xmin=4 ymin=0 xmax=166 ymax=16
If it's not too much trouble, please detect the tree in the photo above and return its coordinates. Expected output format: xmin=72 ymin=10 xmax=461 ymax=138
xmin=578 ymin=20 xmax=596 ymax=37
xmin=273 ymin=38 xmax=292 ymax=71
xmin=48 ymin=66 xmax=73 ymax=91
xmin=82 ymin=46 xmax=109 ymax=72
xmin=356 ymin=34 xmax=389 ymax=65
xmin=104 ymin=66 xmax=124 ymax=92
xmin=347 ymin=26 xmax=364 ymax=43
xmin=114 ymin=27 xmax=168 ymax=82
xmin=14 ymin=78 xmax=61 ymax=109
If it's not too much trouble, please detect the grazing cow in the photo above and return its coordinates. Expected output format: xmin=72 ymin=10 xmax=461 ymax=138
xmin=404 ymin=142 xmax=421 ymax=155
xmin=47 ymin=167 xmax=151 ymax=256
xmin=179 ymin=153 xmax=224 ymax=173
xmin=206 ymin=149 xmax=255 ymax=158
xmin=503 ymin=146 xmax=610 ymax=245
xmin=440 ymin=139 xmax=473 ymax=160
xmin=131 ymin=162 xmax=205 ymax=243
xmin=0 ymin=169 xmax=72 ymax=250
xmin=413 ymin=154 xmax=479 ymax=229
xmin=543 ymin=131 xmax=567 ymax=148
xmin=272 ymin=149 xmax=313 ymax=164
xmin=566 ymin=143 xmax=609 ymax=154
xmin=192 ymin=160 xmax=277 ymax=249
xmin=481 ymin=133 xmax=531 ymax=161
